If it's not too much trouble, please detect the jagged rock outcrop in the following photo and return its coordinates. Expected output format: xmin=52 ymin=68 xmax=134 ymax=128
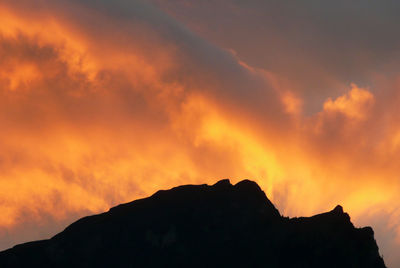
xmin=0 ymin=179 xmax=386 ymax=267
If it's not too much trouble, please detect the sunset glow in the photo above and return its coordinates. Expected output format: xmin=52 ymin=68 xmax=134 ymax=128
xmin=1 ymin=1 xmax=400 ymax=266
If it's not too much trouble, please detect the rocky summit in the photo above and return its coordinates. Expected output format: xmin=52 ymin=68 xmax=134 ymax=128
xmin=0 ymin=179 xmax=386 ymax=267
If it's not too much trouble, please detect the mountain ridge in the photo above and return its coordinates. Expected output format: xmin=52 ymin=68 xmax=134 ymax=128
xmin=0 ymin=179 xmax=386 ymax=267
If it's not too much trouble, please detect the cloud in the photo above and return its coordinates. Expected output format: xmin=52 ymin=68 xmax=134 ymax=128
xmin=322 ymin=84 xmax=374 ymax=120
xmin=150 ymin=0 xmax=400 ymax=113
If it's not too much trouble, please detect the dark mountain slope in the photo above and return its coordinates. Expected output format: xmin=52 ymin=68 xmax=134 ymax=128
xmin=0 ymin=179 xmax=386 ymax=267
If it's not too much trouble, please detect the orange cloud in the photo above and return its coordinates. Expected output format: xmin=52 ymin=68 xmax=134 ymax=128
xmin=323 ymin=84 xmax=374 ymax=120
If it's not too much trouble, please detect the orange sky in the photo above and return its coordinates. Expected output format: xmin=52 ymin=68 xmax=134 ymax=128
xmin=1 ymin=1 xmax=400 ymax=266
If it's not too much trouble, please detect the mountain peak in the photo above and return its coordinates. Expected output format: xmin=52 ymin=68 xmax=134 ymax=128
xmin=234 ymin=179 xmax=263 ymax=191
xmin=333 ymin=204 xmax=344 ymax=213
xmin=213 ymin=178 xmax=231 ymax=187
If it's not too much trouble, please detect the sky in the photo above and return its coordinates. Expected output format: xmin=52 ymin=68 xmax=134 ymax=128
xmin=0 ymin=0 xmax=400 ymax=266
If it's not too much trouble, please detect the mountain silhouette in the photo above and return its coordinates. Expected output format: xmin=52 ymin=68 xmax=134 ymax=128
xmin=0 ymin=179 xmax=386 ymax=267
